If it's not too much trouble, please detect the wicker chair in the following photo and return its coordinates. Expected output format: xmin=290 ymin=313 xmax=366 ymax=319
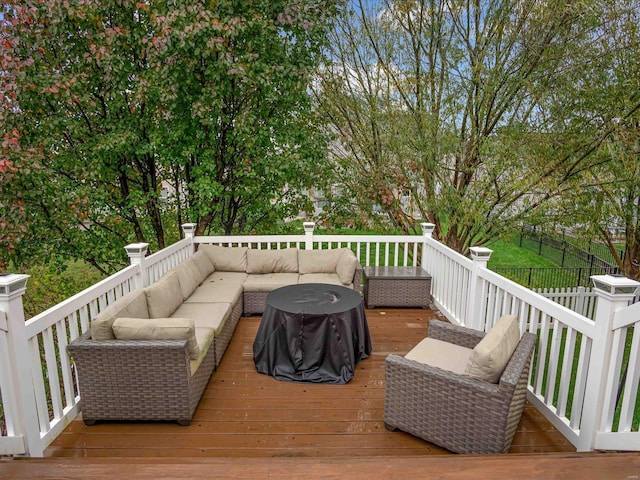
xmin=384 ymin=320 xmax=536 ymax=454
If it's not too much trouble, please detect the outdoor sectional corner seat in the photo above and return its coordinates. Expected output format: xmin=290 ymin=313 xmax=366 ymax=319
xmin=68 ymin=246 xmax=362 ymax=426
xmin=383 ymin=315 xmax=536 ymax=454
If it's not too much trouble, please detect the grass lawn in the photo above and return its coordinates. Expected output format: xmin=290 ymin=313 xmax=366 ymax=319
xmin=485 ymin=239 xmax=558 ymax=269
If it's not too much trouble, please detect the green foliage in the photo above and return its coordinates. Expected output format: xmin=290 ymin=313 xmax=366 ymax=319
xmin=315 ymin=0 xmax=640 ymax=257
xmin=0 ymin=0 xmax=337 ymax=272
xmin=20 ymin=260 xmax=105 ymax=319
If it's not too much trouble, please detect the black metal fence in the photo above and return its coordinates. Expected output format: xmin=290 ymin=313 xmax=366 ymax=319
xmin=492 ymin=227 xmax=624 ymax=289
xmin=519 ymin=227 xmax=624 ymax=271
xmin=492 ymin=265 xmax=619 ymax=289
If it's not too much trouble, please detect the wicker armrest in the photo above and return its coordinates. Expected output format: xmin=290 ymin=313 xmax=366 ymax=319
xmin=499 ymin=332 xmax=536 ymax=389
xmin=427 ymin=320 xmax=484 ymax=349
xmin=352 ymin=263 xmax=364 ymax=294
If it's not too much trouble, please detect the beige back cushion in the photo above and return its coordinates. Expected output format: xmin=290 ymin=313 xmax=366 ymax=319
xmin=298 ymin=249 xmax=343 ymax=274
xmin=191 ymin=250 xmax=215 ymax=283
xmin=144 ymin=271 xmax=183 ymax=318
xmin=174 ymin=259 xmax=200 ymax=300
xmin=199 ymin=245 xmax=248 ymax=272
xmin=336 ymin=249 xmax=359 ymax=284
xmin=465 ymin=314 xmax=521 ymax=383
xmin=112 ymin=317 xmax=200 ymax=360
xmin=246 ymin=248 xmax=298 ymax=274
xmin=90 ymin=290 xmax=149 ymax=340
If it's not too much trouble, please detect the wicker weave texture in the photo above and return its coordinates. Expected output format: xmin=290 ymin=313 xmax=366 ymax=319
xmin=68 ymin=331 xmax=216 ymax=425
xmin=243 ymin=291 xmax=269 ymax=315
xmin=383 ymin=324 xmax=536 ymax=454
xmin=214 ymin=299 xmax=243 ymax=366
xmin=365 ymin=278 xmax=431 ymax=308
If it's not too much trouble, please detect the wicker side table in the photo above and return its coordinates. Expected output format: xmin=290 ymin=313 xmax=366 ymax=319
xmin=363 ymin=266 xmax=432 ymax=309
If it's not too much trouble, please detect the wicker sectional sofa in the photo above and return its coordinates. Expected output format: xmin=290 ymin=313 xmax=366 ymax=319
xmin=68 ymin=246 xmax=362 ymax=425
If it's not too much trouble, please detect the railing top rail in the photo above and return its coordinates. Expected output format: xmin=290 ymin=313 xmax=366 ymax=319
xmin=424 ymin=236 xmax=473 ymax=268
xmin=311 ymin=234 xmax=422 ymax=242
xmin=24 ymin=264 xmax=139 ymax=337
xmin=612 ymin=301 xmax=640 ymax=330
xmin=145 ymin=238 xmax=192 ymax=261
xmin=480 ymin=267 xmax=595 ymax=336
xmin=194 ymin=235 xmax=307 ymax=244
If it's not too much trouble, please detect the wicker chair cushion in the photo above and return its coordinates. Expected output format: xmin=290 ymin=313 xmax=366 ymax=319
xmin=112 ymin=317 xmax=202 ymax=360
xmin=404 ymin=337 xmax=472 ymax=375
xmin=336 ymin=250 xmax=358 ymax=284
xmin=90 ymin=290 xmax=149 ymax=340
xmin=190 ymin=250 xmax=215 ymax=283
xmin=246 ymin=248 xmax=298 ymax=274
xmin=199 ymin=245 xmax=248 ymax=272
xmin=243 ymin=273 xmax=300 ymax=292
xmin=298 ymin=249 xmax=343 ymax=274
xmin=465 ymin=314 xmax=520 ymax=383
xmin=145 ymin=271 xmax=183 ymax=318
xmin=298 ymin=273 xmax=344 ymax=287
xmin=171 ymin=302 xmax=232 ymax=336
xmin=174 ymin=259 xmax=201 ymax=301
xmin=185 ymin=279 xmax=244 ymax=304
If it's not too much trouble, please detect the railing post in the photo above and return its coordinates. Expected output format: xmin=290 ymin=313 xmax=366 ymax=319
xmin=0 ymin=274 xmax=44 ymax=457
xmin=181 ymin=223 xmax=197 ymax=254
xmin=124 ymin=243 xmax=149 ymax=289
xmin=420 ymin=222 xmax=435 ymax=269
xmin=467 ymin=247 xmax=493 ymax=331
xmin=577 ymin=274 xmax=640 ymax=452
xmin=303 ymin=222 xmax=315 ymax=250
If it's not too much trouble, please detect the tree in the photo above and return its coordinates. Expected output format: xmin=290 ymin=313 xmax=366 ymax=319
xmin=547 ymin=1 xmax=640 ymax=279
xmin=0 ymin=0 xmax=336 ymax=272
xmin=315 ymin=0 xmax=636 ymax=254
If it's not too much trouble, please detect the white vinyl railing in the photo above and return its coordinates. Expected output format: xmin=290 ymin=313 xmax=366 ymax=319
xmin=1 ymin=221 xmax=639 ymax=456
xmin=424 ymin=231 xmax=640 ymax=451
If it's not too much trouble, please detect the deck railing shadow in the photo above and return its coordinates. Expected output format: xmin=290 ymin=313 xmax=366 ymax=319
xmin=1 ymin=222 xmax=639 ymax=456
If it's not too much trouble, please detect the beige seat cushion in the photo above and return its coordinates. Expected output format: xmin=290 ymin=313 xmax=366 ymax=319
xmin=204 ymin=271 xmax=248 ymax=284
xmin=405 ymin=337 xmax=473 ymax=375
xmin=191 ymin=250 xmax=215 ymax=283
xmin=246 ymin=248 xmax=298 ymax=274
xmin=298 ymin=273 xmax=345 ymax=287
xmin=199 ymin=245 xmax=247 ymax=272
xmin=465 ymin=314 xmax=521 ymax=383
xmin=298 ymin=249 xmax=343 ymax=274
xmin=243 ymin=273 xmax=300 ymax=292
xmin=144 ymin=271 xmax=183 ymax=318
xmin=112 ymin=317 xmax=201 ymax=360
xmin=336 ymin=249 xmax=359 ymax=284
xmin=186 ymin=280 xmax=244 ymax=305
xmin=90 ymin=290 xmax=149 ymax=340
xmin=171 ymin=302 xmax=232 ymax=336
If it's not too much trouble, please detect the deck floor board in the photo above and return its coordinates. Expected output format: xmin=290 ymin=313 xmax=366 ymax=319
xmin=46 ymin=308 xmax=576 ymax=458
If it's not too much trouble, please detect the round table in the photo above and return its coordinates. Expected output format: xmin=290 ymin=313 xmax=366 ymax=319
xmin=252 ymin=283 xmax=372 ymax=384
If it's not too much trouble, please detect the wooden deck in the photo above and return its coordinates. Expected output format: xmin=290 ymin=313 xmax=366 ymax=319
xmin=45 ymin=307 xmax=575 ymax=458
xmin=3 ymin=308 xmax=640 ymax=478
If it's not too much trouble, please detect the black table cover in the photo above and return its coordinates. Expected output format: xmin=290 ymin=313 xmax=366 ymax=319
xmin=252 ymin=283 xmax=372 ymax=384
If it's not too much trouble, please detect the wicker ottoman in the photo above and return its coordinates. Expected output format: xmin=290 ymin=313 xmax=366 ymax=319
xmin=363 ymin=266 xmax=432 ymax=309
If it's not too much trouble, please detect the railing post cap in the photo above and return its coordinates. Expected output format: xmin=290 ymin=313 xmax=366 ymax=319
xmin=591 ymin=274 xmax=640 ymax=297
xmin=303 ymin=221 xmax=315 ymax=233
xmin=421 ymin=222 xmax=435 ymax=233
xmin=124 ymin=243 xmax=149 ymax=256
xmin=0 ymin=273 xmax=30 ymax=298
xmin=181 ymin=223 xmax=197 ymax=232
xmin=469 ymin=246 xmax=493 ymax=261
